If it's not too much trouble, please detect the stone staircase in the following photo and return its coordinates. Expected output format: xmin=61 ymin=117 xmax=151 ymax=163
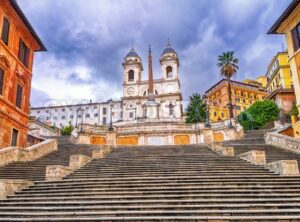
xmin=0 ymin=137 xmax=96 ymax=181
xmin=223 ymin=129 xmax=300 ymax=171
xmin=1 ymin=144 xmax=300 ymax=220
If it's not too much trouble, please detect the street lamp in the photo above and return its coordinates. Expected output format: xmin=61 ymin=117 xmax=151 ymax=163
xmin=203 ymin=94 xmax=211 ymax=128
xmin=108 ymin=99 xmax=114 ymax=131
xmin=227 ymin=103 xmax=234 ymax=128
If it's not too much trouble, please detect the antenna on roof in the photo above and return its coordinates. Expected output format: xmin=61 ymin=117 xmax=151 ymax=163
xmin=131 ymin=42 xmax=134 ymax=50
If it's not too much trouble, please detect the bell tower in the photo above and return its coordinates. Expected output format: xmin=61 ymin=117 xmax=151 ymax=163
xmin=122 ymin=46 xmax=143 ymax=97
xmin=160 ymin=40 xmax=179 ymax=80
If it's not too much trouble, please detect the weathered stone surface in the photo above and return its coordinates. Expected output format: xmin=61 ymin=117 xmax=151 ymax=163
xmin=0 ymin=139 xmax=57 ymax=166
xmin=209 ymin=143 xmax=234 ymax=156
xmin=0 ymin=179 xmax=33 ymax=199
xmin=92 ymin=149 xmax=106 ymax=159
xmin=265 ymin=132 xmax=300 ymax=154
xmin=239 ymin=150 xmax=266 ymax=165
xmin=266 ymin=160 xmax=299 ymax=176
xmin=69 ymin=154 xmax=91 ymax=170
xmin=45 ymin=165 xmax=73 ymax=181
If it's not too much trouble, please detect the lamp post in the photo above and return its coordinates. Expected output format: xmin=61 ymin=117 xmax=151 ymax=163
xmin=203 ymin=94 xmax=211 ymax=128
xmin=227 ymin=103 xmax=233 ymax=128
xmin=108 ymin=99 xmax=114 ymax=131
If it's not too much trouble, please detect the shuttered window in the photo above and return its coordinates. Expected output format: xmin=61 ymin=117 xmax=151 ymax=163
xmin=292 ymin=23 xmax=300 ymax=52
xmin=18 ymin=39 xmax=30 ymax=67
xmin=1 ymin=17 xmax=10 ymax=45
xmin=0 ymin=68 xmax=4 ymax=96
xmin=16 ymin=84 xmax=23 ymax=109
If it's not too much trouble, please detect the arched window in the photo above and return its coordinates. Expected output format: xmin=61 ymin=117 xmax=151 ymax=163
xmin=166 ymin=66 xmax=173 ymax=78
xmin=128 ymin=70 xmax=134 ymax=82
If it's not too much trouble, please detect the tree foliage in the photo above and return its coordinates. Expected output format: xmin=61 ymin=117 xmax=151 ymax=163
xmin=61 ymin=122 xmax=74 ymax=136
xmin=185 ymin=93 xmax=206 ymax=123
xmin=217 ymin=51 xmax=239 ymax=79
xmin=238 ymin=100 xmax=279 ymax=130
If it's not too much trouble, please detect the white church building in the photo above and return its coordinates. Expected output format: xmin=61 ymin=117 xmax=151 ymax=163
xmin=30 ymin=43 xmax=184 ymax=128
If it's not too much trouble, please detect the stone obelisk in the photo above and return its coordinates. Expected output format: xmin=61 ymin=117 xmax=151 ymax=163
xmin=143 ymin=45 xmax=160 ymax=119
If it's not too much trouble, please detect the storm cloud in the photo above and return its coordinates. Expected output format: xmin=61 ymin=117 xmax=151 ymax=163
xmin=18 ymin=0 xmax=289 ymax=107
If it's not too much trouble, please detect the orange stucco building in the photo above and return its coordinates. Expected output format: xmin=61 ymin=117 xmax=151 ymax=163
xmin=205 ymin=79 xmax=268 ymax=122
xmin=0 ymin=0 xmax=46 ymax=148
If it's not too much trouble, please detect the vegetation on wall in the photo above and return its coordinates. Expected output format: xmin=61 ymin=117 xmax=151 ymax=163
xmin=238 ymin=100 xmax=279 ymax=130
xmin=290 ymin=102 xmax=299 ymax=116
xmin=61 ymin=122 xmax=74 ymax=136
xmin=185 ymin=93 xmax=206 ymax=124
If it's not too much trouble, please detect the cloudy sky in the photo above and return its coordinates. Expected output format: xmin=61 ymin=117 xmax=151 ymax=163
xmin=19 ymin=0 xmax=289 ymax=107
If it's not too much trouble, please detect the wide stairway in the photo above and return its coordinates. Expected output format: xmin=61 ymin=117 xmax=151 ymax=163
xmin=0 ymin=137 xmax=96 ymax=181
xmin=223 ymin=129 xmax=300 ymax=171
xmin=1 ymin=145 xmax=300 ymax=221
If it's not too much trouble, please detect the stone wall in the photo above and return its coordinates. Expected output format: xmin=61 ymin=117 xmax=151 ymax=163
xmin=265 ymin=132 xmax=300 ymax=154
xmin=0 ymin=139 xmax=57 ymax=166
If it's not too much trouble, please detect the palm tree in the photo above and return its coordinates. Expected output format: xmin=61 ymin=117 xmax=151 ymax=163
xmin=217 ymin=51 xmax=239 ymax=128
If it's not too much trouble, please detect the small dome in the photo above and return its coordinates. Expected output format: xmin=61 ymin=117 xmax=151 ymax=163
xmin=124 ymin=47 xmax=140 ymax=59
xmin=161 ymin=42 xmax=177 ymax=57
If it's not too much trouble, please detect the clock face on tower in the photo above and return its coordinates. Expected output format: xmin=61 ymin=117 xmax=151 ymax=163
xmin=127 ymin=87 xmax=135 ymax=95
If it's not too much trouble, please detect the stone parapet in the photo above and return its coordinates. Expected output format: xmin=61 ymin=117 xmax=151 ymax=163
xmin=45 ymin=165 xmax=73 ymax=181
xmin=239 ymin=150 xmax=266 ymax=165
xmin=69 ymin=154 xmax=91 ymax=170
xmin=46 ymin=145 xmax=114 ymax=181
xmin=266 ymin=160 xmax=299 ymax=176
xmin=265 ymin=131 xmax=300 ymax=154
xmin=0 ymin=139 xmax=57 ymax=166
xmin=209 ymin=143 xmax=235 ymax=156
xmin=0 ymin=179 xmax=33 ymax=199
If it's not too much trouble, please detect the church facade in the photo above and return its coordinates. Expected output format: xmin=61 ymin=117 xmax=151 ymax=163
xmin=30 ymin=43 xmax=184 ymax=127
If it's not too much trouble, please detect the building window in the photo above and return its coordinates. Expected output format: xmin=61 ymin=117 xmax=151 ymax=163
xmin=166 ymin=66 xmax=173 ymax=78
xmin=129 ymin=112 xmax=134 ymax=118
xmin=94 ymin=113 xmax=98 ymax=117
xmin=54 ymin=117 xmax=58 ymax=120
xmin=214 ymin=112 xmax=217 ymax=117
xmin=221 ymin=113 xmax=224 ymax=118
xmin=46 ymin=110 xmax=49 ymax=113
xmin=0 ymin=68 xmax=4 ymax=96
xmin=78 ymin=115 xmax=81 ymax=118
xmin=46 ymin=117 xmax=50 ymax=120
xmin=70 ymin=115 xmax=74 ymax=119
xmin=103 ymin=107 xmax=107 ymax=115
xmin=11 ymin=128 xmax=18 ymax=147
xmin=61 ymin=116 xmax=65 ymax=120
xmin=292 ymin=22 xmax=300 ymax=52
xmin=94 ymin=106 xmax=97 ymax=109
xmin=86 ymin=114 xmax=90 ymax=118
xmin=15 ymin=84 xmax=23 ymax=109
xmin=1 ymin=17 xmax=10 ymax=45
xmin=102 ymin=117 xmax=107 ymax=125
xmin=62 ymin=108 xmax=65 ymax=112
xmin=128 ymin=70 xmax=134 ymax=82
xmin=18 ymin=39 xmax=30 ymax=67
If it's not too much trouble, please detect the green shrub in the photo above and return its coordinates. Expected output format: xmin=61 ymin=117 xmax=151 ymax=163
xmin=238 ymin=100 xmax=279 ymax=130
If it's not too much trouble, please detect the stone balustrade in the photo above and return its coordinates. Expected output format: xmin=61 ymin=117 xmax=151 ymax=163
xmin=239 ymin=150 xmax=266 ymax=165
xmin=209 ymin=143 xmax=235 ymax=156
xmin=265 ymin=131 xmax=300 ymax=154
xmin=0 ymin=179 xmax=33 ymax=199
xmin=0 ymin=139 xmax=57 ymax=167
xmin=266 ymin=160 xmax=299 ymax=176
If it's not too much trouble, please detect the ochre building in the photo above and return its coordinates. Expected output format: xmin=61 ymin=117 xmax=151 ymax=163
xmin=268 ymin=0 xmax=300 ymax=137
xmin=265 ymin=51 xmax=295 ymax=113
xmin=0 ymin=0 xmax=46 ymax=148
xmin=205 ymin=79 xmax=267 ymax=122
